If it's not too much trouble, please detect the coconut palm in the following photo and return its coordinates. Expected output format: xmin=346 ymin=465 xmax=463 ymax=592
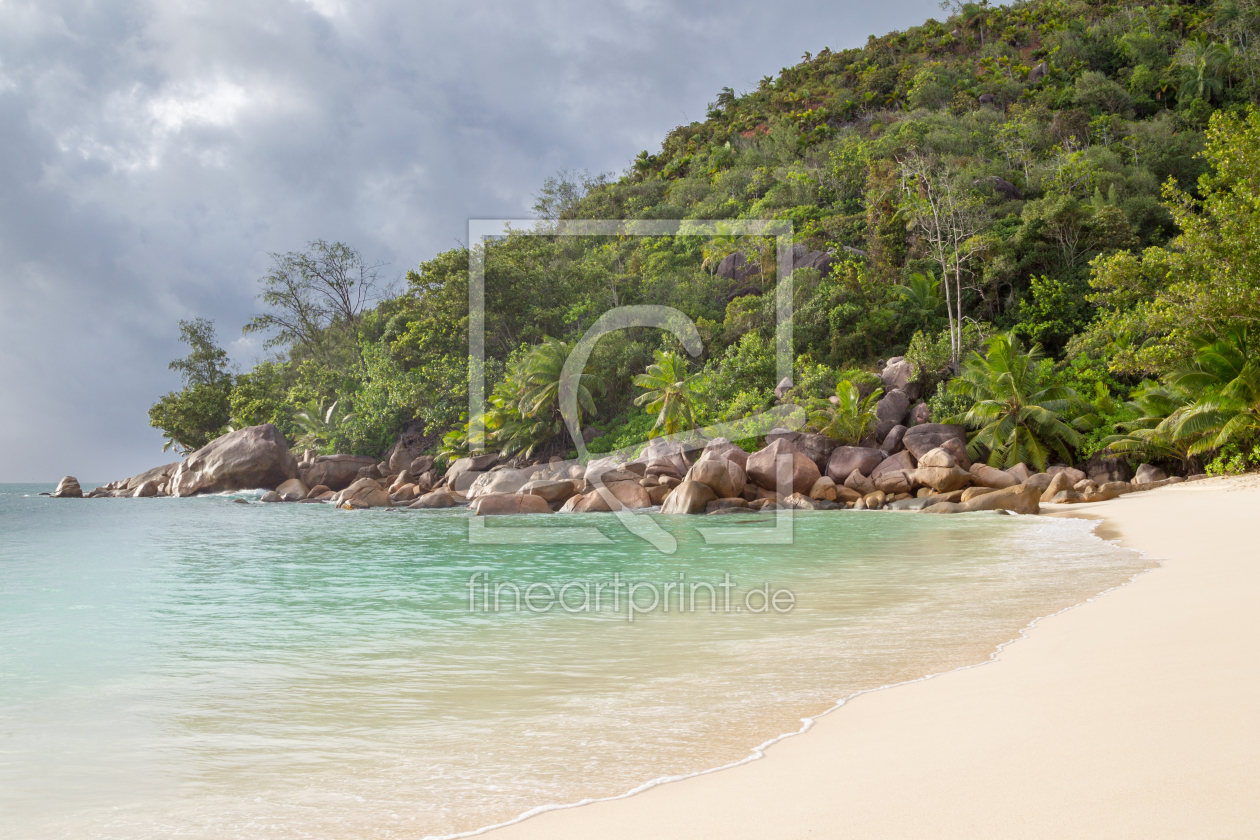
xmin=292 ymin=400 xmax=355 ymax=452
xmin=634 ymin=350 xmax=702 ymax=438
xmin=1101 ymin=382 xmax=1199 ymax=471
xmin=808 ymin=379 xmax=884 ymax=445
xmin=515 ymin=337 xmax=602 ymax=424
xmin=1176 ymin=39 xmax=1234 ymax=103
xmin=947 ymin=332 xmax=1082 ymax=471
xmin=1169 ymin=331 xmax=1260 ymax=455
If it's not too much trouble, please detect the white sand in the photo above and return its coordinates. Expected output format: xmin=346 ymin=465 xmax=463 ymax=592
xmin=485 ymin=475 xmax=1260 ymax=839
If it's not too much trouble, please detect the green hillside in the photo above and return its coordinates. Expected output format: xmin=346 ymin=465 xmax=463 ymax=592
xmin=151 ymin=0 xmax=1260 ymax=475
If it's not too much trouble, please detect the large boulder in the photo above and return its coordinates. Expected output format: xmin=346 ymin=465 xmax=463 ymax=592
xmin=1085 ymin=451 xmax=1133 ymax=484
xmin=466 ymin=469 xmax=532 ymax=499
xmin=172 ymin=425 xmax=298 ymax=497
xmin=968 ymin=463 xmax=1018 ymax=489
xmin=826 ymin=446 xmax=886 ymax=482
xmin=701 ymin=437 xmax=750 ymax=471
xmin=124 ymin=462 xmax=180 ymax=491
xmin=519 ymin=479 xmax=582 ymax=504
xmin=300 ymin=454 xmax=377 ymax=492
xmin=686 ymin=458 xmax=745 ymax=499
xmin=660 ymin=480 xmax=718 ymax=514
xmin=451 ymin=470 xmax=484 ymax=493
xmin=384 ymin=419 xmax=434 ymax=473
xmin=924 ymin=484 xmax=1042 ymax=515
xmin=908 ymin=402 xmax=931 ymax=426
xmin=596 ymin=479 xmax=654 ymax=510
xmin=880 ymin=425 xmax=908 ymax=455
xmin=133 ymin=480 xmax=160 ymax=498
xmin=746 ymin=438 xmax=821 ymax=496
xmin=1134 ymin=463 xmax=1168 ymax=485
xmin=408 ymin=455 xmax=435 ymax=476
xmin=445 ymin=453 xmax=498 ymax=487
xmin=410 ymin=490 xmax=456 ymax=509
xmin=874 ymin=470 xmax=913 ymax=495
xmin=870 ymin=450 xmax=915 ymax=480
xmin=912 ymin=448 xmax=972 ymax=493
xmin=1005 ymin=463 xmax=1033 ymax=484
xmin=809 ymin=476 xmax=839 ymax=501
xmin=873 ymin=389 xmax=912 ymax=441
xmin=276 ymin=478 xmax=309 ymax=501
xmin=844 ymin=470 xmax=876 ymax=496
xmin=716 ymin=251 xmax=760 ymax=282
xmin=1044 ymin=471 xmax=1078 ymax=499
xmin=642 ymin=439 xmax=694 ymax=480
xmin=781 ymin=432 xmax=835 ymax=471
xmin=331 ymin=478 xmax=392 ymax=508
xmin=880 ymin=356 xmax=915 ymax=394
xmin=472 ymin=493 xmax=553 ymax=515
xmin=52 ymin=476 xmax=83 ymax=498
xmin=901 ymin=424 xmax=969 ymax=461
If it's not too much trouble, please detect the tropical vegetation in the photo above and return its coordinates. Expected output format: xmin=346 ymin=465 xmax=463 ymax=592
xmin=149 ymin=0 xmax=1260 ymax=477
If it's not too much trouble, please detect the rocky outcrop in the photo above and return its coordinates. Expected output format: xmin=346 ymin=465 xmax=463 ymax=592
xmin=519 ymin=479 xmax=582 ymax=504
xmin=466 ymin=469 xmax=532 ymax=499
xmin=172 ymin=424 xmax=298 ymax=497
xmin=701 ymin=437 xmax=750 ymax=471
xmin=383 ymin=419 xmax=435 ymax=473
xmin=1134 ymin=463 xmax=1168 ymax=485
xmin=880 ymin=425 xmax=907 ymax=455
xmin=53 ymin=476 xmax=83 ymax=498
xmin=299 ymin=454 xmax=376 ymax=492
xmin=330 ymin=478 xmax=392 ymax=508
xmin=870 ymin=450 xmax=915 ymax=480
xmin=908 ymin=402 xmax=931 ymax=426
xmin=880 ymin=357 xmax=915 ymax=395
xmin=125 ymin=462 xmax=180 ymax=491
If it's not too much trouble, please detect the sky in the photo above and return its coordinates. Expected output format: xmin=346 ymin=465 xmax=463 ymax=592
xmin=0 ymin=0 xmax=942 ymax=483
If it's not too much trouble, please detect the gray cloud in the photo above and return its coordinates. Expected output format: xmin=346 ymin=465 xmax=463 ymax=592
xmin=0 ymin=0 xmax=939 ymax=481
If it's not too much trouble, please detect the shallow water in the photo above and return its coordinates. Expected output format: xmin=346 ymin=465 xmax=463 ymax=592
xmin=0 ymin=485 xmax=1151 ymax=839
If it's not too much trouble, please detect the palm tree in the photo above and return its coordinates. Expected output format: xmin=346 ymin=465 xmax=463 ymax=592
xmin=1169 ymin=331 xmax=1260 ymax=455
xmin=960 ymin=1 xmax=990 ymax=47
xmin=1177 ymin=40 xmax=1234 ymax=103
xmin=947 ymin=332 xmax=1083 ymax=471
xmin=634 ymin=350 xmax=703 ymax=438
xmin=1101 ymin=382 xmax=1199 ymax=472
xmin=516 ymin=337 xmax=602 ymax=423
xmin=808 ymin=379 xmax=884 ymax=445
xmin=292 ymin=400 xmax=355 ymax=452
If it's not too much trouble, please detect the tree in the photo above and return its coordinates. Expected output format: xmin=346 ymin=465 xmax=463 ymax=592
xmin=1176 ymin=40 xmax=1234 ymax=104
xmin=291 ymin=400 xmax=356 ymax=453
xmin=1101 ymin=382 xmax=1199 ymax=472
xmin=244 ymin=240 xmax=386 ymax=364
xmin=899 ymin=151 xmax=992 ymax=371
xmin=148 ymin=319 xmax=233 ymax=453
xmin=948 ymin=332 xmax=1083 ymax=470
xmin=634 ymin=350 xmax=702 ymax=438
xmin=1089 ymin=108 xmax=1260 ymax=371
xmin=1169 ymin=331 xmax=1260 ymax=455
xmin=808 ymin=379 xmax=884 ymax=444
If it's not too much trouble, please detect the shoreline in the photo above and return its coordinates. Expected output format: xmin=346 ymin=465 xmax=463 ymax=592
xmin=479 ymin=474 xmax=1260 ymax=839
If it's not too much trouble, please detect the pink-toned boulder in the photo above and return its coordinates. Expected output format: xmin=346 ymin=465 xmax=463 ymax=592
xmin=519 ymin=479 xmax=581 ymax=504
xmin=473 ymin=493 xmax=553 ymax=515
xmin=1005 ymin=463 xmax=1033 ymax=483
xmin=300 ymin=454 xmax=377 ymax=492
xmin=969 ymin=463 xmax=1017 ymax=489
xmin=870 ymin=450 xmax=915 ymax=480
xmin=660 ymin=480 xmax=718 ymax=514
xmin=686 ymin=458 xmax=746 ymax=499
xmin=702 ymin=437 xmax=750 ymax=470
xmin=901 ymin=423 xmax=968 ymax=461
xmin=875 ymin=470 xmax=914 ymax=495
xmin=844 ymin=470 xmax=876 ymax=496
xmin=746 ymin=438 xmax=820 ymax=495
xmin=923 ymin=483 xmax=1042 ymax=515
xmin=276 ymin=478 xmax=309 ymax=501
xmin=809 ymin=476 xmax=838 ymax=501
xmin=330 ymin=478 xmax=392 ymax=508
xmin=825 ymin=446 xmax=886 ymax=483
xmin=172 ymin=424 xmax=298 ymax=497
xmin=410 ymin=490 xmax=455 ymax=509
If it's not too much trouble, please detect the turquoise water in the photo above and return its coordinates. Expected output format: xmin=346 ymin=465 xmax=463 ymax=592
xmin=0 ymin=485 xmax=1151 ymax=839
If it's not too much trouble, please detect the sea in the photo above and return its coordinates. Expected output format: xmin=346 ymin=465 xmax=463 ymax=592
xmin=0 ymin=484 xmax=1153 ymax=839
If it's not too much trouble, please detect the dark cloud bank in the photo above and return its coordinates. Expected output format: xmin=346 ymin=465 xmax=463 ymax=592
xmin=0 ymin=0 xmax=938 ymax=482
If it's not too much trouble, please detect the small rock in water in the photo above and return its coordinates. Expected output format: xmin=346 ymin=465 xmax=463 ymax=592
xmin=260 ymin=491 xmax=282 ymax=503
xmin=231 ymin=498 xmax=249 ymax=505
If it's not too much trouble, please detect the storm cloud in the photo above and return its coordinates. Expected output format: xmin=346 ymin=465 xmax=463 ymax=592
xmin=0 ymin=0 xmax=938 ymax=482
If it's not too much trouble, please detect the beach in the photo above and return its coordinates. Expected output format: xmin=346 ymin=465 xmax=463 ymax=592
xmin=485 ymin=474 xmax=1260 ymax=839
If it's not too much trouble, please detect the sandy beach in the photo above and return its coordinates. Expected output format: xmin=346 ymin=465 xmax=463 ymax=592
xmin=485 ymin=475 xmax=1260 ymax=839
